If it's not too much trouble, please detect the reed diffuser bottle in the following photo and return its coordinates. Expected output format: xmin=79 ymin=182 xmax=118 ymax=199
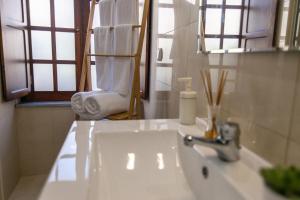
xmin=200 ymin=69 xmax=228 ymax=140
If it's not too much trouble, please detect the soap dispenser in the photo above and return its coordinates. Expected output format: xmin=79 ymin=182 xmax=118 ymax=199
xmin=178 ymin=77 xmax=197 ymax=125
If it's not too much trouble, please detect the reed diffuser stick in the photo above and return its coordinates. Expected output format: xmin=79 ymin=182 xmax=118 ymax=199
xmin=216 ymin=70 xmax=224 ymax=105
xmin=200 ymin=69 xmax=228 ymax=106
xmin=217 ymin=71 xmax=228 ymax=105
xmin=200 ymin=69 xmax=228 ymax=139
xmin=217 ymin=70 xmax=227 ymax=105
xmin=205 ymin=70 xmax=213 ymax=105
xmin=200 ymin=71 xmax=212 ymax=105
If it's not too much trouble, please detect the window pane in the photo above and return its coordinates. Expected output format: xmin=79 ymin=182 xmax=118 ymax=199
xmin=139 ymin=1 xmax=143 ymax=24
xmin=33 ymin=64 xmax=54 ymax=91
xmin=158 ymin=7 xmax=174 ymax=34
xmin=205 ymin=38 xmax=220 ymax=50
xmin=205 ymin=9 xmax=222 ymax=34
xmin=56 ymin=32 xmax=75 ymax=60
xmin=226 ymin=0 xmax=242 ymax=5
xmin=280 ymin=10 xmax=289 ymax=37
xmin=57 ymin=64 xmax=76 ymax=91
xmin=55 ymin=0 xmax=75 ymax=28
xmin=91 ymin=34 xmax=95 ymax=62
xmin=31 ymin=31 xmax=52 ymax=60
xmin=223 ymin=39 xmax=239 ymax=49
xmin=296 ymin=14 xmax=300 ymax=44
xmin=29 ymin=0 xmax=51 ymax=26
xmin=206 ymin=0 xmax=222 ymax=4
xmin=224 ymin=9 xmax=241 ymax=35
xmin=158 ymin=38 xmax=173 ymax=64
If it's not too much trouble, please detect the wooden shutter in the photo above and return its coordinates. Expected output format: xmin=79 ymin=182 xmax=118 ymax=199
xmin=0 ymin=0 xmax=30 ymax=101
xmin=242 ymin=0 xmax=278 ymax=49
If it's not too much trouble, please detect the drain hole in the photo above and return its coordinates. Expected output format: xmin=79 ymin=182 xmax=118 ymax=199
xmin=202 ymin=166 xmax=209 ymax=179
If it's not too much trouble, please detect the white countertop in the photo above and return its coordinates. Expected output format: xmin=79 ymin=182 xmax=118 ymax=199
xmin=38 ymin=119 xmax=277 ymax=200
xmin=38 ymin=119 xmax=182 ymax=200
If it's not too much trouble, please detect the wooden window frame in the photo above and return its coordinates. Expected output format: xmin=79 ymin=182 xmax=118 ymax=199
xmin=200 ymin=0 xmax=246 ymax=49
xmin=22 ymin=0 xmax=83 ymax=101
xmin=297 ymin=1 xmax=300 ymax=45
xmin=0 ymin=0 xmax=31 ymax=101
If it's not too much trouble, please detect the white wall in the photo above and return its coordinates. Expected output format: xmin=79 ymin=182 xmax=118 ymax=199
xmin=145 ymin=0 xmax=300 ymax=165
xmin=16 ymin=106 xmax=75 ymax=175
xmin=0 ymin=72 xmax=20 ymax=200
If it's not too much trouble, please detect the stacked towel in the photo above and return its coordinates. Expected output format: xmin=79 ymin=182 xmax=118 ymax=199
xmin=71 ymin=0 xmax=140 ymax=120
xmin=95 ymin=0 xmax=139 ymax=96
xmin=112 ymin=25 xmax=137 ymax=96
xmin=115 ymin=0 xmax=139 ymax=25
xmin=99 ymin=0 xmax=115 ymax=26
xmin=94 ymin=27 xmax=113 ymax=91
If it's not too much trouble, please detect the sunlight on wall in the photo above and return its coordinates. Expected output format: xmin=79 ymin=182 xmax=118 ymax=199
xmin=126 ymin=153 xmax=136 ymax=170
xmin=156 ymin=153 xmax=165 ymax=170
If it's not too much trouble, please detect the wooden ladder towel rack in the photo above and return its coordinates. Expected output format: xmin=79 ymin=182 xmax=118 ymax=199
xmin=79 ymin=0 xmax=150 ymax=120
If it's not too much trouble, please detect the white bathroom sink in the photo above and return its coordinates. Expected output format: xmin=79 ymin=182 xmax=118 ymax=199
xmin=38 ymin=119 xmax=277 ymax=200
xmin=88 ymin=131 xmax=196 ymax=200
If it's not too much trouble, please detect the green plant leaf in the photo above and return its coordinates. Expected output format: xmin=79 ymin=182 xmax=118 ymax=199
xmin=260 ymin=166 xmax=300 ymax=198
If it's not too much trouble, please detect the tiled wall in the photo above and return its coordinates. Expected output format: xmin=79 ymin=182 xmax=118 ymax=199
xmin=0 ymin=81 xmax=75 ymax=199
xmin=144 ymin=0 xmax=300 ymax=165
xmin=16 ymin=107 xmax=75 ymax=175
xmin=0 ymin=76 xmax=20 ymax=200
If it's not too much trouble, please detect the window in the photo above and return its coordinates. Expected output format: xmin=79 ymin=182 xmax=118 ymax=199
xmin=200 ymin=0 xmax=245 ymax=51
xmin=296 ymin=2 xmax=300 ymax=46
xmin=155 ymin=1 xmax=175 ymax=92
xmin=24 ymin=0 xmax=82 ymax=101
xmin=21 ymin=0 xmax=151 ymax=101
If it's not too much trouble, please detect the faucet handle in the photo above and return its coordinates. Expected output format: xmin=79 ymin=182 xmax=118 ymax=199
xmin=217 ymin=122 xmax=241 ymax=148
xmin=184 ymin=135 xmax=194 ymax=147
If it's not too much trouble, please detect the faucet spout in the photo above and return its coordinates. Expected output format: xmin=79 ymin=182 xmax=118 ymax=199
xmin=184 ymin=122 xmax=241 ymax=162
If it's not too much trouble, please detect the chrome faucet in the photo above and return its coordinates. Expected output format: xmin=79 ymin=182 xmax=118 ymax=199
xmin=184 ymin=122 xmax=241 ymax=162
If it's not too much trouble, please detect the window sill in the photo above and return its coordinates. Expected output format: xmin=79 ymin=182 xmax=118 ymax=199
xmin=16 ymin=101 xmax=71 ymax=108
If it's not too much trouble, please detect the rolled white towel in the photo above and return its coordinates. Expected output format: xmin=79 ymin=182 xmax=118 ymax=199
xmin=71 ymin=91 xmax=103 ymax=114
xmin=84 ymin=92 xmax=129 ymax=119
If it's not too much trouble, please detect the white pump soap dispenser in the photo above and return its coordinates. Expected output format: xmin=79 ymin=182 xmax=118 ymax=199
xmin=178 ymin=77 xmax=197 ymax=125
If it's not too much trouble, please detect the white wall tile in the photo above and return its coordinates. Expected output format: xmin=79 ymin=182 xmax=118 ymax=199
xmin=0 ymin=97 xmax=19 ymax=200
xmin=16 ymin=107 xmax=74 ymax=176
xmin=286 ymin=141 xmax=300 ymax=167
xmin=290 ymin=66 xmax=300 ymax=144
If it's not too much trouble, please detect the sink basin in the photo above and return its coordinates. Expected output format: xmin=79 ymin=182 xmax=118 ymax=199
xmin=88 ymin=131 xmax=196 ymax=200
xmin=38 ymin=119 xmax=277 ymax=200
